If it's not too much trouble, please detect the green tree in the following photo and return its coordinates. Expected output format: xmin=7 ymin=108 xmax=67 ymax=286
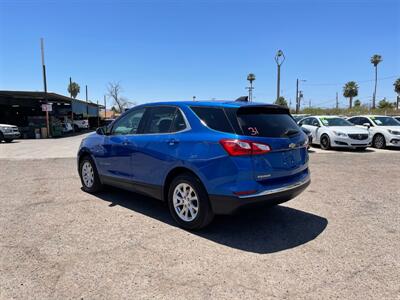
xmin=67 ymin=82 xmax=80 ymax=99
xmin=275 ymin=96 xmax=288 ymax=107
xmin=343 ymin=81 xmax=359 ymax=109
xmin=354 ymin=99 xmax=361 ymax=107
xmin=378 ymin=98 xmax=394 ymax=109
xmin=370 ymin=54 xmax=383 ymax=109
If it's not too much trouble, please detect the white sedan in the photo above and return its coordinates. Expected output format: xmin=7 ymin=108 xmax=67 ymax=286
xmin=299 ymin=116 xmax=371 ymax=150
xmin=347 ymin=115 xmax=400 ymax=149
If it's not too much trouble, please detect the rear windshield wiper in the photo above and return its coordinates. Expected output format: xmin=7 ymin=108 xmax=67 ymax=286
xmin=281 ymin=129 xmax=300 ymax=137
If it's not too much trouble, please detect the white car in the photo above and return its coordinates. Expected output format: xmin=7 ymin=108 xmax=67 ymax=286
xmin=347 ymin=115 xmax=400 ymax=149
xmin=0 ymin=124 xmax=20 ymax=143
xmin=299 ymin=116 xmax=371 ymax=150
xmin=73 ymin=119 xmax=89 ymax=131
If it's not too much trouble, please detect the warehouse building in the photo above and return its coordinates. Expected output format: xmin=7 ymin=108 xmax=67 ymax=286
xmin=0 ymin=90 xmax=104 ymax=138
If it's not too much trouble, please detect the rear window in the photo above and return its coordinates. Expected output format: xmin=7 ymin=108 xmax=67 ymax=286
xmin=191 ymin=106 xmax=235 ymax=133
xmin=236 ymin=107 xmax=300 ymax=138
xmin=191 ymin=105 xmax=300 ymax=137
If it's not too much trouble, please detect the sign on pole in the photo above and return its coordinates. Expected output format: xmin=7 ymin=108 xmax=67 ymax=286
xmin=41 ymin=103 xmax=52 ymax=112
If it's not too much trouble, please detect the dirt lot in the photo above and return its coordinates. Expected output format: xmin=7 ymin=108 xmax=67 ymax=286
xmin=0 ymin=138 xmax=399 ymax=299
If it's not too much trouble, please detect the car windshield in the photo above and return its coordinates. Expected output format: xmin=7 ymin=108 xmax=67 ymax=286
xmin=319 ymin=117 xmax=353 ymax=126
xmin=370 ymin=116 xmax=400 ymax=126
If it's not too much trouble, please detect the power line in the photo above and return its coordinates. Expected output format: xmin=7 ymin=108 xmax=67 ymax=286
xmin=303 ymin=75 xmax=398 ymax=87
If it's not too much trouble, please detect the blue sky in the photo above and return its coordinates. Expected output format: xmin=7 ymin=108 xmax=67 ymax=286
xmin=0 ymin=0 xmax=399 ymax=109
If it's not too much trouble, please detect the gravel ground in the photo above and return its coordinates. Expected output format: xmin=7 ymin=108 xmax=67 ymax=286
xmin=0 ymin=140 xmax=399 ymax=299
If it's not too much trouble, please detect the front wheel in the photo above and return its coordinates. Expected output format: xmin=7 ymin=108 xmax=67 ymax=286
xmin=168 ymin=174 xmax=214 ymax=230
xmin=372 ymin=134 xmax=386 ymax=149
xmin=79 ymin=156 xmax=103 ymax=193
xmin=4 ymin=139 xmax=13 ymax=143
xmin=320 ymin=134 xmax=331 ymax=150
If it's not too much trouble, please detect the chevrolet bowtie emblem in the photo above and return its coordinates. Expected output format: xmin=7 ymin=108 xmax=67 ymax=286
xmin=289 ymin=143 xmax=296 ymax=149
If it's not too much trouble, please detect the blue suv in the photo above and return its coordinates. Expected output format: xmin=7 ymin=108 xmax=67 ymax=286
xmin=78 ymin=101 xmax=310 ymax=229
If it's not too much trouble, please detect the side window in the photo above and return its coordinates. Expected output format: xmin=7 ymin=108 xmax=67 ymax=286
xmin=311 ymin=118 xmax=320 ymax=127
xmin=170 ymin=109 xmax=187 ymax=132
xmin=360 ymin=117 xmax=372 ymax=126
xmin=349 ymin=117 xmax=359 ymax=125
xmin=190 ymin=106 xmax=235 ymax=133
xmin=299 ymin=118 xmax=308 ymax=126
xmin=111 ymin=108 xmax=145 ymax=135
xmin=142 ymin=106 xmax=177 ymax=134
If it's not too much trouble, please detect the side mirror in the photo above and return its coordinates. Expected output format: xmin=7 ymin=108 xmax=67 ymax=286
xmin=96 ymin=127 xmax=106 ymax=135
xmin=362 ymin=123 xmax=371 ymax=129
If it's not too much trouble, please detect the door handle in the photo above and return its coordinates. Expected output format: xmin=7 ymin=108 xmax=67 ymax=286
xmin=166 ymin=138 xmax=179 ymax=145
xmin=122 ymin=140 xmax=131 ymax=146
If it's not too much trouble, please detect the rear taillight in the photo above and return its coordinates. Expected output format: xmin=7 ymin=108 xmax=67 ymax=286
xmin=220 ymin=139 xmax=271 ymax=156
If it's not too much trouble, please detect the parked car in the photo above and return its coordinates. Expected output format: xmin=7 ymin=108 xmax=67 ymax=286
xmin=78 ymin=101 xmax=311 ymax=229
xmin=73 ymin=119 xmax=89 ymax=131
xmin=299 ymin=116 xmax=371 ymax=150
xmin=393 ymin=116 xmax=400 ymax=123
xmin=0 ymin=124 xmax=20 ymax=143
xmin=301 ymin=127 xmax=313 ymax=149
xmin=292 ymin=114 xmax=310 ymax=123
xmin=347 ymin=115 xmax=400 ymax=149
xmin=62 ymin=122 xmax=73 ymax=134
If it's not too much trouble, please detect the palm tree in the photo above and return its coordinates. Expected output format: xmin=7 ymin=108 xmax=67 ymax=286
xmin=343 ymin=81 xmax=359 ymax=109
xmin=394 ymin=78 xmax=400 ymax=110
xmin=370 ymin=54 xmax=382 ymax=109
xmin=68 ymin=82 xmax=80 ymax=99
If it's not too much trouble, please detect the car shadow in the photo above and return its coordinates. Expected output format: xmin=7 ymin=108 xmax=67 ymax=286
xmin=93 ymin=188 xmax=328 ymax=254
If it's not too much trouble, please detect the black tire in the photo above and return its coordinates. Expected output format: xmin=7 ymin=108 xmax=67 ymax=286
xmin=74 ymin=125 xmax=80 ymax=132
xmin=168 ymin=173 xmax=214 ymax=230
xmin=372 ymin=134 xmax=386 ymax=149
xmin=0 ymin=132 xmax=4 ymax=142
xmin=4 ymin=139 xmax=13 ymax=143
xmin=356 ymin=147 xmax=368 ymax=151
xmin=320 ymin=134 xmax=331 ymax=150
xmin=79 ymin=156 xmax=103 ymax=193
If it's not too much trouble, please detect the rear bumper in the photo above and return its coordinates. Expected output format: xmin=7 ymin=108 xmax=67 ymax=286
xmin=209 ymin=177 xmax=310 ymax=215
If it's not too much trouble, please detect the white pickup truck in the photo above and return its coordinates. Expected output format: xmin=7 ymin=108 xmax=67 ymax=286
xmin=0 ymin=124 xmax=21 ymax=143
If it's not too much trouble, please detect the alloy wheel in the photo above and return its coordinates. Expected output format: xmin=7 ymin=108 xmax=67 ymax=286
xmin=82 ymin=161 xmax=95 ymax=188
xmin=173 ymin=183 xmax=199 ymax=222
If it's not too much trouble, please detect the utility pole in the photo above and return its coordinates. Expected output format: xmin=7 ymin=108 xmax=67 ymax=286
xmin=275 ymin=50 xmax=285 ymax=101
xmin=246 ymin=73 xmax=256 ymax=102
xmin=336 ymin=92 xmax=339 ymax=109
xmin=296 ymin=79 xmax=299 ymax=112
xmin=85 ymin=85 xmax=88 ymax=117
xmin=40 ymin=38 xmax=50 ymax=138
xmin=397 ymin=95 xmax=400 ymax=111
xmin=309 ymin=99 xmax=311 ymax=108
xmin=69 ymin=77 xmax=75 ymax=132
xmin=97 ymin=100 xmax=100 ymax=127
xmin=193 ymin=96 xmax=196 ymax=101
xmin=104 ymin=95 xmax=107 ymax=118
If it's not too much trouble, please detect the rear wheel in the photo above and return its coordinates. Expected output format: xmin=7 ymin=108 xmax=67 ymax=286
xmin=372 ymin=134 xmax=386 ymax=149
xmin=4 ymin=139 xmax=13 ymax=143
xmin=0 ymin=132 xmax=4 ymax=142
xmin=79 ymin=156 xmax=103 ymax=193
xmin=320 ymin=134 xmax=331 ymax=150
xmin=168 ymin=174 xmax=214 ymax=230
xmin=74 ymin=125 xmax=80 ymax=132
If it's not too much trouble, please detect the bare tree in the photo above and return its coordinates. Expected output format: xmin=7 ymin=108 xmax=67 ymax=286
xmin=107 ymin=81 xmax=129 ymax=112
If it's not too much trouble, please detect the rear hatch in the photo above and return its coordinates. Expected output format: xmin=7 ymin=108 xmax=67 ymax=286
xmin=230 ymin=105 xmax=308 ymax=182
